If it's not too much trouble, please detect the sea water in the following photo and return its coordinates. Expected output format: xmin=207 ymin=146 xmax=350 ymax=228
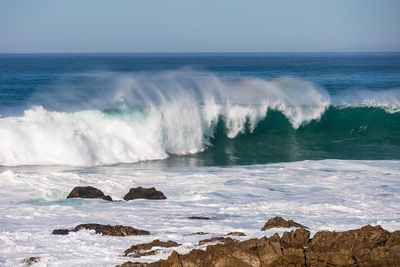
xmin=0 ymin=53 xmax=399 ymax=266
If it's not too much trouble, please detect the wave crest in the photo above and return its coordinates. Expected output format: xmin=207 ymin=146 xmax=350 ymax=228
xmin=0 ymin=71 xmax=331 ymax=166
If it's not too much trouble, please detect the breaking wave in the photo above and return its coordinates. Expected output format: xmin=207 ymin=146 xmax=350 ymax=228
xmin=0 ymin=71 xmax=399 ymax=166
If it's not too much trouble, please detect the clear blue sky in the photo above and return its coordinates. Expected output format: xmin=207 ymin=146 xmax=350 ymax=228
xmin=1 ymin=0 xmax=399 ymax=53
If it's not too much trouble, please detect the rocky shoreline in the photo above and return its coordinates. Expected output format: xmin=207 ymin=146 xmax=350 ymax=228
xmin=25 ymin=186 xmax=400 ymax=266
xmin=117 ymin=224 xmax=400 ymax=267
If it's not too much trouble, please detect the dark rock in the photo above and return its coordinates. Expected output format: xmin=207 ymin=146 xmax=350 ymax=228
xmin=74 ymin=224 xmax=150 ymax=236
xmin=52 ymin=229 xmax=70 ymax=235
xmin=22 ymin=257 xmax=40 ymax=266
xmin=102 ymin=195 xmax=113 ymax=201
xmin=190 ymin=232 xmax=209 ymax=235
xmin=124 ymin=239 xmax=180 ymax=257
xmin=124 ymin=187 xmax=166 ymax=201
xmin=67 ymin=186 xmax=112 ymax=201
xmin=261 ymin=216 xmax=306 ymax=230
xmin=227 ymin=231 xmax=246 ymax=236
xmin=128 ymin=224 xmax=400 ymax=267
xmin=188 ymin=216 xmax=211 ymax=220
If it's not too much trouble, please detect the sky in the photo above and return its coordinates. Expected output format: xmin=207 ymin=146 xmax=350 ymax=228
xmin=0 ymin=0 xmax=399 ymax=53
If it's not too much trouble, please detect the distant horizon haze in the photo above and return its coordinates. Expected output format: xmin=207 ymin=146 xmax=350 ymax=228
xmin=0 ymin=0 xmax=399 ymax=53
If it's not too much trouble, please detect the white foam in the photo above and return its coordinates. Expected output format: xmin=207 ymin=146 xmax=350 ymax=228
xmin=0 ymin=160 xmax=399 ymax=266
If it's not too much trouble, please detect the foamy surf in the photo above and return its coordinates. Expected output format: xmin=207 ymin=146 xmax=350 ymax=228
xmin=0 ymin=160 xmax=399 ymax=266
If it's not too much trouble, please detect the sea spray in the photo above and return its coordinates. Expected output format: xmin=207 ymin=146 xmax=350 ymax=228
xmin=0 ymin=71 xmax=331 ymax=166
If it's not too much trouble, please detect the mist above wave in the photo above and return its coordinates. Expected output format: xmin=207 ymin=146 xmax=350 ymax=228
xmin=0 ymin=70 xmax=330 ymax=166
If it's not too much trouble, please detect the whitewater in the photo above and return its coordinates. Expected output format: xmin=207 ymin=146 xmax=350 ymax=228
xmin=0 ymin=70 xmax=399 ymax=166
xmin=0 ymin=53 xmax=399 ymax=266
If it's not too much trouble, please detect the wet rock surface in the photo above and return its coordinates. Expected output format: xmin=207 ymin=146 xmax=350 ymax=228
xmin=124 ymin=240 xmax=180 ymax=257
xmin=52 ymin=229 xmax=70 ymax=235
xmin=53 ymin=224 xmax=150 ymax=236
xmin=261 ymin=216 xmax=306 ymax=230
xmin=119 ymin=225 xmax=400 ymax=267
xmin=67 ymin=186 xmax=112 ymax=201
xmin=124 ymin=187 xmax=166 ymax=200
xmin=22 ymin=257 xmax=41 ymax=266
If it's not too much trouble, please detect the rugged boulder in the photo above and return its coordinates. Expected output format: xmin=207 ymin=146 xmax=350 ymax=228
xmin=53 ymin=224 xmax=150 ymax=236
xmin=124 ymin=187 xmax=166 ymax=200
xmin=124 ymin=240 xmax=180 ymax=257
xmin=261 ymin=216 xmax=306 ymax=230
xmin=67 ymin=186 xmax=112 ymax=201
xmin=118 ymin=225 xmax=400 ymax=267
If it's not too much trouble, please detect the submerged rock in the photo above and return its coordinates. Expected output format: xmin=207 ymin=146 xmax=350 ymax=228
xmin=120 ymin=224 xmax=400 ymax=267
xmin=190 ymin=232 xmax=209 ymax=235
xmin=124 ymin=187 xmax=166 ymax=200
xmin=67 ymin=186 xmax=112 ymax=201
xmin=261 ymin=216 xmax=306 ymax=230
xmin=188 ymin=216 xmax=211 ymax=220
xmin=53 ymin=224 xmax=150 ymax=236
xmin=22 ymin=257 xmax=40 ymax=266
xmin=124 ymin=240 xmax=180 ymax=257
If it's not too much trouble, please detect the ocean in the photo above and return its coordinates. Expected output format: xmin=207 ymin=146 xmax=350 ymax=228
xmin=0 ymin=53 xmax=399 ymax=266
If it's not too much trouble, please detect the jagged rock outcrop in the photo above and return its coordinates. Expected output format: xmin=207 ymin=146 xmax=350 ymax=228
xmin=67 ymin=186 xmax=112 ymax=201
xmin=118 ymin=225 xmax=400 ymax=267
xmin=306 ymin=225 xmax=400 ymax=266
xmin=124 ymin=240 xmax=180 ymax=257
xmin=124 ymin=187 xmax=166 ymax=200
xmin=53 ymin=224 xmax=150 ymax=236
xmin=261 ymin=216 xmax=306 ymax=230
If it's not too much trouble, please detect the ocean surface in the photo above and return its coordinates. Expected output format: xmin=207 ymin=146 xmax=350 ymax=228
xmin=0 ymin=53 xmax=399 ymax=266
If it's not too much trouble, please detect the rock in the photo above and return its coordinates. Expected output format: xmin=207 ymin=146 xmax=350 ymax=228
xmin=52 ymin=229 xmax=70 ymax=235
xmin=198 ymin=237 xmax=233 ymax=246
xmin=22 ymin=257 xmax=40 ymax=266
xmin=67 ymin=186 xmax=112 ymax=201
xmin=188 ymin=216 xmax=211 ymax=220
xmin=306 ymin=224 xmax=399 ymax=266
xmin=74 ymin=224 xmax=150 ymax=236
xmin=190 ymin=232 xmax=209 ymax=235
xmin=124 ymin=187 xmax=166 ymax=201
xmin=128 ymin=224 xmax=400 ymax=267
xmin=227 ymin=232 xmax=246 ymax=236
xmin=261 ymin=216 xmax=306 ymax=230
xmin=53 ymin=224 xmax=149 ymax=236
xmin=124 ymin=239 xmax=180 ymax=257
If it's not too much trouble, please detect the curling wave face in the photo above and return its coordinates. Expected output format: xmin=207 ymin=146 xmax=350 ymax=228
xmin=0 ymin=71 xmax=399 ymax=166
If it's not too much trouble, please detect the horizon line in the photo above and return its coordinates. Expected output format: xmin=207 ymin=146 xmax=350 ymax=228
xmin=1 ymin=50 xmax=400 ymax=55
